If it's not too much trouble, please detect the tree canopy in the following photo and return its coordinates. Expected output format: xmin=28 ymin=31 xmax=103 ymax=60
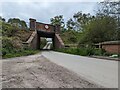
xmin=8 ymin=18 xmax=27 ymax=29
xmin=50 ymin=0 xmax=119 ymax=45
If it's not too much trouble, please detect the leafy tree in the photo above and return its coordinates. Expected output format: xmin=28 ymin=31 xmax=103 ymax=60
xmin=79 ymin=15 xmax=117 ymax=44
xmin=8 ymin=18 xmax=20 ymax=24
xmin=2 ymin=22 xmax=18 ymax=37
xmin=96 ymin=0 xmax=120 ymax=40
xmin=50 ymin=15 xmax=65 ymax=31
xmin=8 ymin=18 xmax=27 ymax=29
xmin=20 ymin=20 xmax=27 ymax=28
xmin=73 ymin=12 xmax=95 ymax=32
xmin=97 ymin=1 xmax=120 ymax=16
xmin=0 ymin=16 xmax=6 ymax=22
xmin=60 ymin=30 xmax=81 ymax=44
xmin=66 ymin=18 xmax=75 ymax=30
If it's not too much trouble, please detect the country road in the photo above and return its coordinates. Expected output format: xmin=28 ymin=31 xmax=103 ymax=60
xmin=43 ymin=42 xmax=52 ymax=50
xmin=42 ymin=51 xmax=118 ymax=88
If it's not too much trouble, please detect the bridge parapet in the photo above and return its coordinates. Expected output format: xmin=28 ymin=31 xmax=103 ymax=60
xmin=36 ymin=22 xmax=55 ymax=32
xmin=29 ymin=18 xmax=60 ymax=34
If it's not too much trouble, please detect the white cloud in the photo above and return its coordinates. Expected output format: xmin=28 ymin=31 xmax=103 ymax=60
xmin=1 ymin=0 xmax=119 ymax=3
xmin=1 ymin=2 xmax=98 ymax=24
xmin=1 ymin=0 xmax=103 ymax=2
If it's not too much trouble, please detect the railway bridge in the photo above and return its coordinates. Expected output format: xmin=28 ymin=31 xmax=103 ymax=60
xmin=24 ymin=18 xmax=64 ymax=49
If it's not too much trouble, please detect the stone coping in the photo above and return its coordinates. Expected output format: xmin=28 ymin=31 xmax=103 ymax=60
xmin=100 ymin=41 xmax=120 ymax=45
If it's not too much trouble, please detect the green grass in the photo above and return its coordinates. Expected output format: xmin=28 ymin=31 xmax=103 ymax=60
xmin=2 ymin=49 xmax=40 ymax=59
xmin=55 ymin=47 xmax=113 ymax=56
xmin=55 ymin=47 xmax=94 ymax=56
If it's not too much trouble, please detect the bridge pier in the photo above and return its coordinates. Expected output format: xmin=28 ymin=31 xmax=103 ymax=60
xmin=54 ymin=34 xmax=64 ymax=49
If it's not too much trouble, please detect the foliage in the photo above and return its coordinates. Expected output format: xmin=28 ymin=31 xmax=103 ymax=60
xmin=50 ymin=15 xmax=65 ymax=31
xmin=2 ymin=36 xmax=23 ymax=56
xmin=96 ymin=1 xmax=120 ymax=40
xmin=60 ymin=30 xmax=82 ymax=44
xmin=73 ymin=12 xmax=95 ymax=32
xmin=94 ymin=48 xmax=106 ymax=56
xmin=2 ymin=21 xmax=32 ymax=41
xmin=96 ymin=1 xmax=120 ymax=16
xmin=8 ymin=18 xmax=27 ymax=29
xmin=2 ymin=35 xmax=39 ymax=59
xmin=0 ymin=16 xmax=5 ymax=22
xmin=2 ymin=21 xmax=18 ymax=37
xmin=50 ymin=1 xmax=119 ymax=46
xmin=55 ymin=47 xmax=106 ymax=56
xmin=20 ymin=20 xmax=27 ymax=28
xmin=66 ymin=18 xmax=76 ymax=30
xmin=3 ymin=49 xmax=39 ymax=59
xmin=1 ymin=16 xmax=37 ymax=59
xmin=79 ymin=15 xmax=118 ymax=44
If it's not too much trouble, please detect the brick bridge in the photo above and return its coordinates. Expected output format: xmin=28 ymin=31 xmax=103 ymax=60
xmin=23 ymin=18 xmax=64 ymax=49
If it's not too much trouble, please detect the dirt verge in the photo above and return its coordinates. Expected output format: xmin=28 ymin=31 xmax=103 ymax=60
xmin=2 ymin=54 xmax=101 ymax=88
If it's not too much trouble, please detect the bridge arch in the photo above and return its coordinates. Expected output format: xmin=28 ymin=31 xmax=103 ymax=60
xmin=24 ymin=18 xmax=64 ymax=50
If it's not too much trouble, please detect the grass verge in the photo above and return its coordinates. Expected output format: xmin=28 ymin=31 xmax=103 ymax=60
xmin=55 ymin=47 xmax=120 ymax=58
xmin=2 ymin=49 xmax=40 ymax=59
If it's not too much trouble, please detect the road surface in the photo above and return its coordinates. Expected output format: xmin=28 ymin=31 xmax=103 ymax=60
xmin=43 ymin=42 xmax=52 ymax=49
xmin=42 ymin=51 xmax=118 ymax=88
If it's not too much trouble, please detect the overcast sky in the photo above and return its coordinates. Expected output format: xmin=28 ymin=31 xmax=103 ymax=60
xmin=1 ymin=0 xmax=103 ymax=24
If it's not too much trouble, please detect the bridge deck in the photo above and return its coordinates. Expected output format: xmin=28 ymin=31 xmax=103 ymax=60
xmin=37 ymin=30 xmax=55 ymax=38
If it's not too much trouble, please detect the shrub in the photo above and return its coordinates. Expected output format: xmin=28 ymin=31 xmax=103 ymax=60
xmin=55 ymin=47 xmax=92 ymax=56
xmin=94 ymin=48 xmax=105 ymax=56
xmin=2 ymin=22 xmax=18 ymax=37
xmin=3 ymin=49 xmax=39 ymax=59
xmin=2 ymin=37 xmax=15 ymax=53
xmin=103 ymin=52 xmax=112 ymax=56
xmin=55 ymin=47 xmax=106 ymax=56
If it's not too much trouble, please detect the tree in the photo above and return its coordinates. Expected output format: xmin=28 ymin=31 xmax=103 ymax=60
xmin=2 ymin=21 xmax=18 ymax=37
xmin=66 ymin=18 xmax=76 ymax=30
xmin=79 ymin=15 xmax=117 ymax=44
xmin=73 ymin=12 xmax=95 ymax=32
xmin=50 ymin=15 xmax=65 ymax=31
xmin=97 ymin=1 xmax=120 ymax=16
xmin=20 ymin=20 xmax=27 ymax=28
xmin=96 ymin=0 xmax=120 ymax=40
xmin=8 ymin=18 xmax=27 ymax=29
xmin=0 ymin=16 xmax=6 ymax=22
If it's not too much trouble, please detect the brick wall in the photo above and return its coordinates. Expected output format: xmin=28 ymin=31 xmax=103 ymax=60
xmin=102 ymin=44 xmax=120 ymax=54
xmin=29 ymin=18 xmax=60 ymax=34
xmin=29 ymin=18 xmax=64 ymax=49
xmin=54 ymin=34 xmax=64 ymax=49
xmin=36 ymin=22 xmax=55 ymax=32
